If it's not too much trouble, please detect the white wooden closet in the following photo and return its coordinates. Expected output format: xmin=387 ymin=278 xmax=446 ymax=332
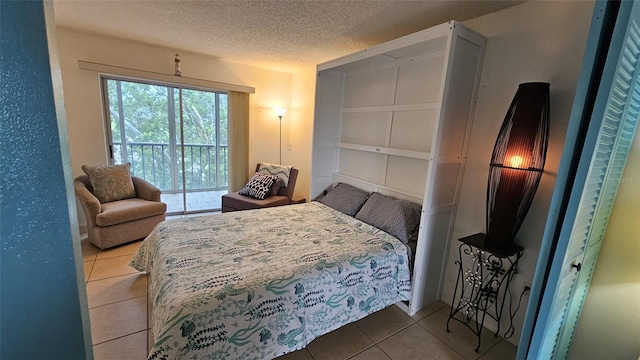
xmin=311 ymin=21 xmax=486 ymax=315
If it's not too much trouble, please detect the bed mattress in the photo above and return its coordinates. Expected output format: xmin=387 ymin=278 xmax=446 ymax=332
xmin=130 ymin=201 xmax=411 ymax=359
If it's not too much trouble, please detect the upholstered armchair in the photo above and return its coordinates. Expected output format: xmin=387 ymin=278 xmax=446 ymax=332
xmin=221 ymin=164 xmax=298 ymax=213
xmin=74 ymin=175 xmax=167 ymax=249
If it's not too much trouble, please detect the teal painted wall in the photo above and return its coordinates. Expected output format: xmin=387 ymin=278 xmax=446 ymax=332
xmin=1 ymin=1 xmax=89 ymax=358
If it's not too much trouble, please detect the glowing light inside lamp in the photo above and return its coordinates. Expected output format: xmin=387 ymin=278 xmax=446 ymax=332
xmin=508 ymin=155 xmax=525 ymax=169
xmin=274 ymin=108 xmax=287 ymax=118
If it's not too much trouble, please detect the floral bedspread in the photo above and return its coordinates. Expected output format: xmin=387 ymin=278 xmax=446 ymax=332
xmin=130 ymin=202 xmax=411 ymax=360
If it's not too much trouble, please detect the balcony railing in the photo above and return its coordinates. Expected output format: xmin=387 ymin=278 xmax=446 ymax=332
xmin=113 ymin=142 xmax=228 ymax=192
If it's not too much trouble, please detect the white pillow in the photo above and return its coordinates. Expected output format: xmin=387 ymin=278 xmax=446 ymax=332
xmin=258 ymin=163 xmax=292 ymax=187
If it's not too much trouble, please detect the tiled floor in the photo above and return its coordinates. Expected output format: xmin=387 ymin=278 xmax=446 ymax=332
xmin=82 ymin=232 xmax=517 ymax=360
xmin=161 ymin=189 xmax=227 ymax=214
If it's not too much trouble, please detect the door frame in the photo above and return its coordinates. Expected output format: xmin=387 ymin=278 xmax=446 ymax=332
xmin=517 ymin=0 xmax=639 ymax=357
xmin=100 ymin=75 xmax=229 ymax=214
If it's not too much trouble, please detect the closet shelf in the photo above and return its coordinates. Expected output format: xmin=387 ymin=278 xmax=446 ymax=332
xmin=342 ymin=103 xmax=440 ymax=113
xmin=336 ymin=142 xmax=431 ymax=160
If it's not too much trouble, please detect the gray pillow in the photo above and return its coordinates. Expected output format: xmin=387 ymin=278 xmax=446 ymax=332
xmin=268 ymin=178 xmax=282 ymax=196
xmin=319 ymin=183 xmax=369 ymax=216
xmin=355 ymin=192 xmax=422 ymax=243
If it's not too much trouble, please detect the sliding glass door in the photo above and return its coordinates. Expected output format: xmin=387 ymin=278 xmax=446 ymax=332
xmin=103 ymin=77 xmax=228 ymax=214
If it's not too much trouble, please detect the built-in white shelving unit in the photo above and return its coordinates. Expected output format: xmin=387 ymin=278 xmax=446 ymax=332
xmin=311 ymin=21 xmax=486 ymax=315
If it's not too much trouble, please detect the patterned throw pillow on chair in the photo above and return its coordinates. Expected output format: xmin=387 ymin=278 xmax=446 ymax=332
xmin=239 ymin=173 xmax=278 ymax=200
xmin=81 ymin=163 xmax=136 ymax=203
xmin=258 ymin=163 xmax=292 ymax=187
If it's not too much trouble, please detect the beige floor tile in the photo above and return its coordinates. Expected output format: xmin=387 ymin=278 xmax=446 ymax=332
xmin=275 ymin=348 xmax=315 ymax=360
xmin=89 ymin=255 xmax=139 ymax=281
xmin=418 ymin=307 xmax=501 ymax=360
xmin=350 ymin=345 xmax=391 ymax=360
xmin=147 ymin=328 xmax=153 ymax=353
xmin=478 ymin=340 xmax=517 ymax=360
xmin=84 ymin=261 xmax=94 ymax=283
xmin=86 ymin=273 xmax=147 ymax=308
xmin=89 ymin=296 xmax=147 ymax=345
xmin=82 ymin=236 xmax=99 ymax=262
xmin=92 ymin=330 xmax=147 ymax=360
xmin=96 ymin=240 xmax=143 ymax=260
xmin=410 ymin=300 xmax=448 ymax=322
xmin=307 ymin=323 xmax=374 ymax=360
xmin=356 ymin=304 xmax=414 ymax=342
xmin=378 ymin=323 xmax=464 ymax=360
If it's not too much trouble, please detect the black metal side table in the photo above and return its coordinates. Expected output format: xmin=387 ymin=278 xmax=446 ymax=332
xmin=446 ymin=233 xmax=523 ymax=352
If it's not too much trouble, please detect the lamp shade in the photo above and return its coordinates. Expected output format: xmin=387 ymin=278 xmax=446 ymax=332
xmin=274 ymin=108 xmax=287 ymax=118
xmin=486 ymin=82 xmax=550 ymax=248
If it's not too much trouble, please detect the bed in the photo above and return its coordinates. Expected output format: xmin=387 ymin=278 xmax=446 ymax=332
xmin=130 ymin=185 xmax=420 ymax=360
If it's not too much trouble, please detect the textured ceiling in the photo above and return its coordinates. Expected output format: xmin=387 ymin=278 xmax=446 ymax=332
xmin=53 ymin=0 xmax=525 ymax=73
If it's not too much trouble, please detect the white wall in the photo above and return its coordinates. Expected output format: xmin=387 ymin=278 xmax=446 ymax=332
xmin=55 ymin=28 xmax=309 ymax=224
xmin=568 ymin=130 xmax=640 ymax=359
xmin=442 ymin=0 xmax=594 ymax=345
xmin=289 ymin=67 xmax=317 ymax=202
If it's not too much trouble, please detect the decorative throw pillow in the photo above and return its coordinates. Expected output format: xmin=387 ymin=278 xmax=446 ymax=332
xmin=355 ymin=192 xmax=422 ymax=243
xmin=239 ymin=173 xmax=278 ymax=200
xmin=268 ymin=178 xmax=282 ymax=197
xmin=319 ymin=183 xmax=369 ymax=217
xmin=258 ymin=163 xmax=292 ymax=187
xmin=81 ymin=163 xmax=136 ymax=203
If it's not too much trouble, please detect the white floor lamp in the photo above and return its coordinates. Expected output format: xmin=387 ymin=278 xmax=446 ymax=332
xmin=274 ymin=108 xmax=287 ymax=164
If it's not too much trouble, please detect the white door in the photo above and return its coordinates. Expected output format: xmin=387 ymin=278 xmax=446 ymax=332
xmin=524 ymin=1 xmax=640 ymax=358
